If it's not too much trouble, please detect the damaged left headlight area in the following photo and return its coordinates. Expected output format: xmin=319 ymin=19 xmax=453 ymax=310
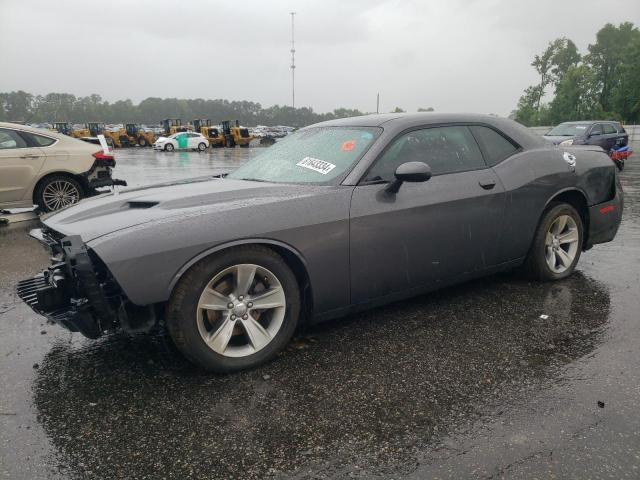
xmin=16 ymin=227 xmax=157 ymax=339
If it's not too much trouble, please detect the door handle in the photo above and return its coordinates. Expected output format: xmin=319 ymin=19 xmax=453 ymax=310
xmin=20 ymin=154 xmax=40 ymax=159
xmin=479 ymin=179 xmax=496 ymax=190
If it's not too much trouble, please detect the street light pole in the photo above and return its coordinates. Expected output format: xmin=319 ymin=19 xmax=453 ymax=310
xmin=290 ymin=12 xmax=296 ymax=109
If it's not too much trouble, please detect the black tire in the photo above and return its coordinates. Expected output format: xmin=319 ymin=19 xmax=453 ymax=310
xmin=166 ymin=246 xmax=301 ymax=372
xmin=198 ymin=142 xmax=207 ymax=151
xmin=523 ymin=202 xmax=583 ymax=281
xmin=165 ymin=143 xmax=174 ymax=152
xmin=138 ymin=138 xmax=147 ymax=147
xmin=239 ymin=143 xmax=250 ymax=148
xmin=34 ymin=174 xmax=84 ymax=212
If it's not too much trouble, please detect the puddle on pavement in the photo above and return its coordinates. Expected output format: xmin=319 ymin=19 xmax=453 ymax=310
xmin=31 ymin=272 xmax=610 ymax=479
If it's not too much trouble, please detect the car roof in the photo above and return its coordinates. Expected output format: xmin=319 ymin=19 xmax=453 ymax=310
xmin=309 ymin=113 xmax=546 ymax=149
xmin=559 ymin=120 xmax=620 ymax=125
xmin=0 ymin=121 xmax=64 ymax=139
xmin=310 ymin=112 xmax=509 ymax=127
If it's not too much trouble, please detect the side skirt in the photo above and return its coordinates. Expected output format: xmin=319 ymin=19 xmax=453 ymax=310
xmin=311 ymin=258 xmax=524 ymax=324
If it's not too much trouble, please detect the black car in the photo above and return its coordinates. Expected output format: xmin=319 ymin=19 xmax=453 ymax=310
xmin=544 ymin=121 xmax=628 ymax=151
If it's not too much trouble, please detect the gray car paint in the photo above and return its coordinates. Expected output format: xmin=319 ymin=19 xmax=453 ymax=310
xmin=40 ymin=113 xmax=621 ymax=321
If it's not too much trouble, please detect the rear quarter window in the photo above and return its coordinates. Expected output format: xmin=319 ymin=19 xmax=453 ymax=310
xmin=469 ymin=125 xmax=520 ymax=166
xmin=20 ymin=131 xmax=57 ymax=147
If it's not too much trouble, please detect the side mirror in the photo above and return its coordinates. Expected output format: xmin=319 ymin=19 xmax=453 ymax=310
xmin=385 ymin=161 xmax=432 ymax=193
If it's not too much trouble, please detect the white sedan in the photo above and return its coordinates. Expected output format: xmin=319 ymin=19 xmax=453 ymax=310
xmin=153 ymin=132 xmax=209 ymax=152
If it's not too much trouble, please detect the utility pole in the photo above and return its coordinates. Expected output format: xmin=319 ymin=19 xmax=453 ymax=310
xmin=376 ymin=93 xmax=379 ymax=114
xmin=290 ymin=12 xmax=296 ymax=109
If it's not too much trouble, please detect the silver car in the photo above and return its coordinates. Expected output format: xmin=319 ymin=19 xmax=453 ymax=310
xmin=0 ymin=122 xmax=124 ymax=212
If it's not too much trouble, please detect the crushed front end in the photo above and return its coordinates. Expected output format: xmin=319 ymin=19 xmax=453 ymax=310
xmin=16 ymin=228 xmax=154 ymax=338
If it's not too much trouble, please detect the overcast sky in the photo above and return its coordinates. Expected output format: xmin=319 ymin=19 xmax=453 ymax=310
xmin=1 ymin=0 xmax=637 ymax=115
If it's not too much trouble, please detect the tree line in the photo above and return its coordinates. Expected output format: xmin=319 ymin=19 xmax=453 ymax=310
xmin=0 ymin=92 xmax=372 ymax=127
xmin=512 ymin=22 xmax=640 ymax=126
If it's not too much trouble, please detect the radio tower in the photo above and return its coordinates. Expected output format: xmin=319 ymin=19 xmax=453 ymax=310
xmin=290 ymin=12 xmax=296 ymax=109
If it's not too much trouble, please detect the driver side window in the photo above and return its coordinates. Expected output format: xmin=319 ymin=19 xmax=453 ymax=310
xmin=365 ymin=125 xmax=485 ymax=182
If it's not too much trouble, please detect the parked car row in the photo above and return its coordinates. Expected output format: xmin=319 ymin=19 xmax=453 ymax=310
xmin=250 ymin=125 xmax=295 ymax=139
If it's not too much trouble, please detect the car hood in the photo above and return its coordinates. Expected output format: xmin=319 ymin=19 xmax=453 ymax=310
xmin=543 ymin=135 xmax=575 ymax=145
xmin=41 ymin=176 xmax=321 ymax=242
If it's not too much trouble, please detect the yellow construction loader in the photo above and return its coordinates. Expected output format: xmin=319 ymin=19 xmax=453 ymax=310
xmin=104 ymin=124 xmax=155 ymax=148
xmin=52 ymin=122 xmax=73 ymax=136
xmin=71 ymin=124 xmax=91 ymax=138
xmin=193 ymin=119 xmax=224 ymax=148
xmin=161 ymin=119 xmax=187 ymax=136
xmin=88 ymin=122 xmax=106 ymax=137
xmin=221 ymin=120 xmax=253 ymax=148
xmin=113 ymin=124 xmax=155 ymax=147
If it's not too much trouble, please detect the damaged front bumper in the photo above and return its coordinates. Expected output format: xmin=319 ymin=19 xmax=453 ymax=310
xmin=16 ymin=231 xmax=116 ymax=338
xmin=16 ymin=228 xmax=153 ymax=339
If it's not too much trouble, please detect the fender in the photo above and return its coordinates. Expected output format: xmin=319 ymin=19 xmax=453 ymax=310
xmin=542 ymin=186 xmax=589 ymax=209
xmin=165 ymin=237 xmax=310 ymax=300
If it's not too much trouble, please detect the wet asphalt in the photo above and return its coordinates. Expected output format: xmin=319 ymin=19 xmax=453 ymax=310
xmin=1 ymin=147 xmax=639 ymax=479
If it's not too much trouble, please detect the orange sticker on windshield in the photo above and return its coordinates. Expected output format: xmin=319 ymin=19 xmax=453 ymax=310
xmin=341 ymin=140 xmax=356 ymax=151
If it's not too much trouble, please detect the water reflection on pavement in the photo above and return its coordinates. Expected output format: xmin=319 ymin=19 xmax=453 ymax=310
xmin=112 ymin=147 xmax=256 ymax=188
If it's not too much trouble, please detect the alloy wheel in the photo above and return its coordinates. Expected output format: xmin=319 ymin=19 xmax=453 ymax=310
xmin=196 ymin=263 xmax=286 ymax=357
xmin=42 ymin=180 xmax=81 ymax=211
xmin=545 ymin=214 xmax=579 ymax=273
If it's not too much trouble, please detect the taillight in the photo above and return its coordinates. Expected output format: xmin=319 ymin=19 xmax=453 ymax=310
xmin=93 ymin=150 xmax=114 ymax=160
xmin=92 ymin=150 xmax=115 ymax=167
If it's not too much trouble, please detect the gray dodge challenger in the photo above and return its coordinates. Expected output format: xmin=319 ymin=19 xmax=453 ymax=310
xmin=17 ymin=113 xmax=623 ymax=372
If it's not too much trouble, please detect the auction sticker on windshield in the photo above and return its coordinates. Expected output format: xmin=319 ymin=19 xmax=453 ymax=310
xmin=296 ymin=157 xmax=336 ymax=175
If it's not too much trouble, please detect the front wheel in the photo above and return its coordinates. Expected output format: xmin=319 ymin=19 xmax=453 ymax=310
xmin=165 ymin=143 xmax=175 ymax=152
xmin=167 ymin=246 xmax=301 ymax=372
xmin=523 ymin=202 xmax=583 ymax=281
xmin=198 ymin=142 xmax=207 ymax=151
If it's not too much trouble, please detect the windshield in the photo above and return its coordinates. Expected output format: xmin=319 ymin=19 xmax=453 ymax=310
xmin=228 ymin=126 xmax=381 ymax=184
xmin=546 ymin=123 xmax=591 ymax=136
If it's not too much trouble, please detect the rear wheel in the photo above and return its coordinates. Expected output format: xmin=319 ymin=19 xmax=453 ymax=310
xmin=138 ymin=137 xmax=147 ymax=147
xmin=167 ymin=246 xmax=301 ymax=372
xmin=523 ymin=202 xmax=583 ymax=281
xmin=34 ymin=175 xmax=83 ymax=212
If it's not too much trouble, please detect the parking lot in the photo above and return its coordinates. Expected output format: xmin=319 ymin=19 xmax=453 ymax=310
xmin=1 ymin=148 xmax=639 ymax=479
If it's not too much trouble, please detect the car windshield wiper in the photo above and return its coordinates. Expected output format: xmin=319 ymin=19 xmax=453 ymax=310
xmin=238 ymin=177 xmax=272 ymax=183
